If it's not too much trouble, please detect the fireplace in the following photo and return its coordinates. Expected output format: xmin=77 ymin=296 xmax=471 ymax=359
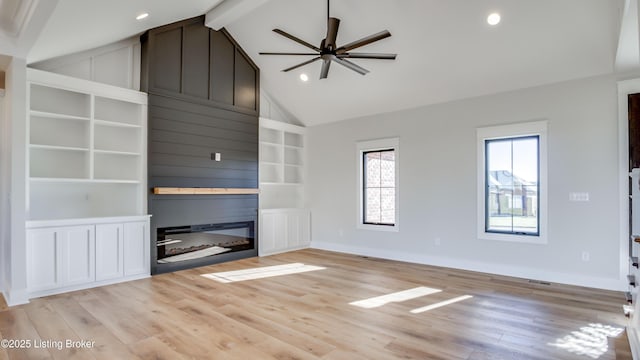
xmin=156 ymin=221 xmax=255 ymax=268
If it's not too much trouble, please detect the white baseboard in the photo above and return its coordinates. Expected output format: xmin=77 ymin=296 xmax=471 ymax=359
xmin=311 ymin=241 xmax=627 ymax=291
xmin=629 ymin=326 xmax=640 ymax=360
xmin=27 ymin=273 xmax=150 ymax=300
xmin=4 ymin=288 xmax=29 ymax=306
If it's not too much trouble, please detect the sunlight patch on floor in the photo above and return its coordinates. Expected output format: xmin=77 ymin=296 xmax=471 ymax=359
xmin=548 ymin=323 xmax=624 ymax=359
xmin=410 ymin=295 xmax=473 ymax=314
xmin=201 ymin=263 xmax=326 ymax=283
xmin=349 ymin=286 xmax=442 ymax=309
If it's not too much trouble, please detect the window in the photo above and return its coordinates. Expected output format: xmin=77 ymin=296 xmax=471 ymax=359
xmin=363 ymin=149 xmax=395 ymax=225
xmin=477 ymin=121 xmax=547 ymax=243
xmin=357 ymin=138 xmax=399 ymax=231
xmin=485 ymin=136 xmax=539 ymax=235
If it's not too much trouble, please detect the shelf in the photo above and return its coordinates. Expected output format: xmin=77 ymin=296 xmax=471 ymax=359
xmin=30 ymin=83 xmax=90 ymax=118
xmin=94 ymin=123 xmax=141 ymax=153
xmin=30 ymin=144 xmax=89 ymax=152
xmin=30 ymin=177 xmax=140 ymax=184
xmin=94 ymin=149 xmax=140 ymax=156
xmin=94 ymin=96 xmax=142 ymax=127
xmin=30 ymin=114 xmax=90 ymax=148
xmin=261 ymin=161 xmax=281 ymax=166
xmin=27 ymin=68 xmax=148 ymax=221
xmin=284 ymin=147 xmax=303 ymax=166
xmin=259 ymin=118 xmax=306 ymax=209
xmin=94 ymin=152 xmax=140 ymax=181
xmin=284 ymin=132 xmax=303 ymax=147
xmin=260 ymin=127 xmax=282 ymax=144
xmin=153 ymin=187 xmax=260 ymax=195
xmin=260 ymin=140 xmax=281 ymax=146
xmin=261 ymin=182 xmax=303 ymax=186
xmin=30 ymin=147 xmax=89 ymax=179
xmin=94 ymin=119 xmax=142 ymax=128
xmin=30 ymin=110 xmax=89 ymax=121
xmin=30 ymin=177 xmax=89 ymax=183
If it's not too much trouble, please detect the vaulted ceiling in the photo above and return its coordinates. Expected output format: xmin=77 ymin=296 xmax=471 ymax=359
xmin=1 ymin=0 xmax=635 ymax=125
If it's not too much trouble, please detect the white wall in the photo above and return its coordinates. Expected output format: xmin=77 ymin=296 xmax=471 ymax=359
xmin=307 ymin=74 xmax=623 ymax=290
xmin=0 ymin=86 xmax=5 ymax=297
xmin=29 ymin=38 xmax=141 ymax=91
xmin=260 ymin=90 xmax=302 ymax=125
xmin=1 ymin=57 xmax=28 ymax=305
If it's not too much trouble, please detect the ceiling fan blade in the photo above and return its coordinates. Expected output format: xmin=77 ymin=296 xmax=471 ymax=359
xmin=260 ymin=52 xmax=319 ymax=56
xmin=273 ymin=29 xmax=321 ymax=52
xmin=282 ymin=57 xmax=321 ymax=72
xmin=320 ymin=59 xmax=331 ymax=79
xmin=325 ymin=17 xmax=340 ymax=49
xmin=336 ymin=30 xmax=392 ymax=53
xmin=331 ymin=56 xmax=369 ymax=75
xmin=337 ymin=52 xmax=397 ymax=60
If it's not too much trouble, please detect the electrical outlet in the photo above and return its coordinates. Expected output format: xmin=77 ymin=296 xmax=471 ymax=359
xmin=581 ymin=251 xmax=590 ymax=262
xmin=570 ymin=192 xmax=590 ymax=202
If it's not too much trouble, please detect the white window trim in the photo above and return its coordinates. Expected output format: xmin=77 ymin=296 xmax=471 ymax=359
xmin=357 ymin=137 xmax=399 ymax=232
xmin=477 ymin=121 xmax=548 ymax=244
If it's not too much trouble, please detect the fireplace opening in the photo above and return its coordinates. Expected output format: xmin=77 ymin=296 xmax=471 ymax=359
xmin=156 ymin=221 xmax=254 ymax=264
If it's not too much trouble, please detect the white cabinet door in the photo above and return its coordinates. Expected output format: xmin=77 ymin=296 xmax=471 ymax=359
xmin=28 ymin=225 xmax=95 ymax=291
xmin=261 ymin=212 xmax=286 ymax=254
xmin=27 ymin=229 xmax=62 ymax=292
xmin=60 ymin=225 xmax=95 ymax=286
xmin=95 ymin=223 xmax=124 ymax=281
xmin=123 ymin=221 xmax=149 ymax=276
xmin=286 ymin=211 xmax=310 ymax=248
xmin=259 ymin=209 xmax=310 ymax=256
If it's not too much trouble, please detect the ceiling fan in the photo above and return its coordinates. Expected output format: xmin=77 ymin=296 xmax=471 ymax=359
xmin=259 ymin=0 xmax=397 ymax=79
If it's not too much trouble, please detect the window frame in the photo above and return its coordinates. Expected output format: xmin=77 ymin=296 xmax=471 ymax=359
xmin=477 ymin=121 xmax=547 ymax=244
xmin=357 ymin=138 xmax=399 ymax=232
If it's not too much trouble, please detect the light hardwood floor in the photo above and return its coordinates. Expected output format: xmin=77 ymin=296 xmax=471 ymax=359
xmin=0 ymin=249 xmax=632 ymax=359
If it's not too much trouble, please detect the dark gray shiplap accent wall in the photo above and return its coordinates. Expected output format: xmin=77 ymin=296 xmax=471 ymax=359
xmin=148 ymin=94 xmax=258 ymax=189
xmin=141 ymin=16 xmax=260 ymax=274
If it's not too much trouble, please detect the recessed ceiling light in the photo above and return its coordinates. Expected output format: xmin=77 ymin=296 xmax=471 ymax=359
xmin=136 ymin=13 xmax=149 ymax=20
xmin=299 ymin=73 xmax=309 ymax=82
xmin=487 ymin=13 xmax=501 ymax=26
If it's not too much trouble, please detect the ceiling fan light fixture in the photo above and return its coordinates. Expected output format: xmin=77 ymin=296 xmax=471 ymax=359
xmin=259 ymin=0 xmax=396 ymax=80
xmin=487 ymin=13 xmax=501 ymax=26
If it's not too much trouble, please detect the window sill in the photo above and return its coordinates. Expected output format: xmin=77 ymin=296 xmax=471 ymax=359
xmin=357 ymin=223 xmax=399 ymax=232
xmin=479 ymin=231 xmax=546 ymax=244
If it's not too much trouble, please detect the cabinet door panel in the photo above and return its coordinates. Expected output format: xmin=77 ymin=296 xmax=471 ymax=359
xmin=123 ymin=221 xmax=149 ymax=276
xmin=27 ymin=229 xmax=60 ymax=291
xmin=95 ymin=224 xmax=124 ymax=281
xmin=260 ymin=212 xmax=287 ymax=254
xmin=62 ymin=226 xmax=95 ymax=286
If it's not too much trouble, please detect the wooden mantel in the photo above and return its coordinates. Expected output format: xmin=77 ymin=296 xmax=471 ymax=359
xmin=153 ymin=187 xmax=259 ymax=195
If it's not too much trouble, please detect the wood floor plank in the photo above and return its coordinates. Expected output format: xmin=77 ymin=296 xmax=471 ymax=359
xmin=0 ymin=308 xmax=51 ymax=360
xmin=47 ymin=297 xmax=141 ymax=360
xmin=0 ymin=249 xmax=631 ymax=359
xmin=127 ymin=336 xmax=190 ymax=360
xmin=22 ymin=299 xmax=95 ymax=360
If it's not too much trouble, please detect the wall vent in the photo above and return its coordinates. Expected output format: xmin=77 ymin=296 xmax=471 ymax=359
xmin=528 ymin=279 xmax=551 ymax=285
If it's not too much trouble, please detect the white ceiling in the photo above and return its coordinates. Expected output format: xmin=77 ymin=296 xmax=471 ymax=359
xmin=226 ymin=0 xmax=622 ymax=125
xmin=10 ymin=0 xmax=633 ymax=126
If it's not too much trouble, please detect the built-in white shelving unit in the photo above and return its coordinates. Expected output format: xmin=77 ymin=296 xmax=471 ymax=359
xmin=27 ymin=69 xmax=147 ymax=220
xmin=25 ymin=68 xmax=150 ymax=299
xmin=628 ymin=168 xmax=640 ymax=357
xmin=259 ymin=118 xmax=310 ymax=255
